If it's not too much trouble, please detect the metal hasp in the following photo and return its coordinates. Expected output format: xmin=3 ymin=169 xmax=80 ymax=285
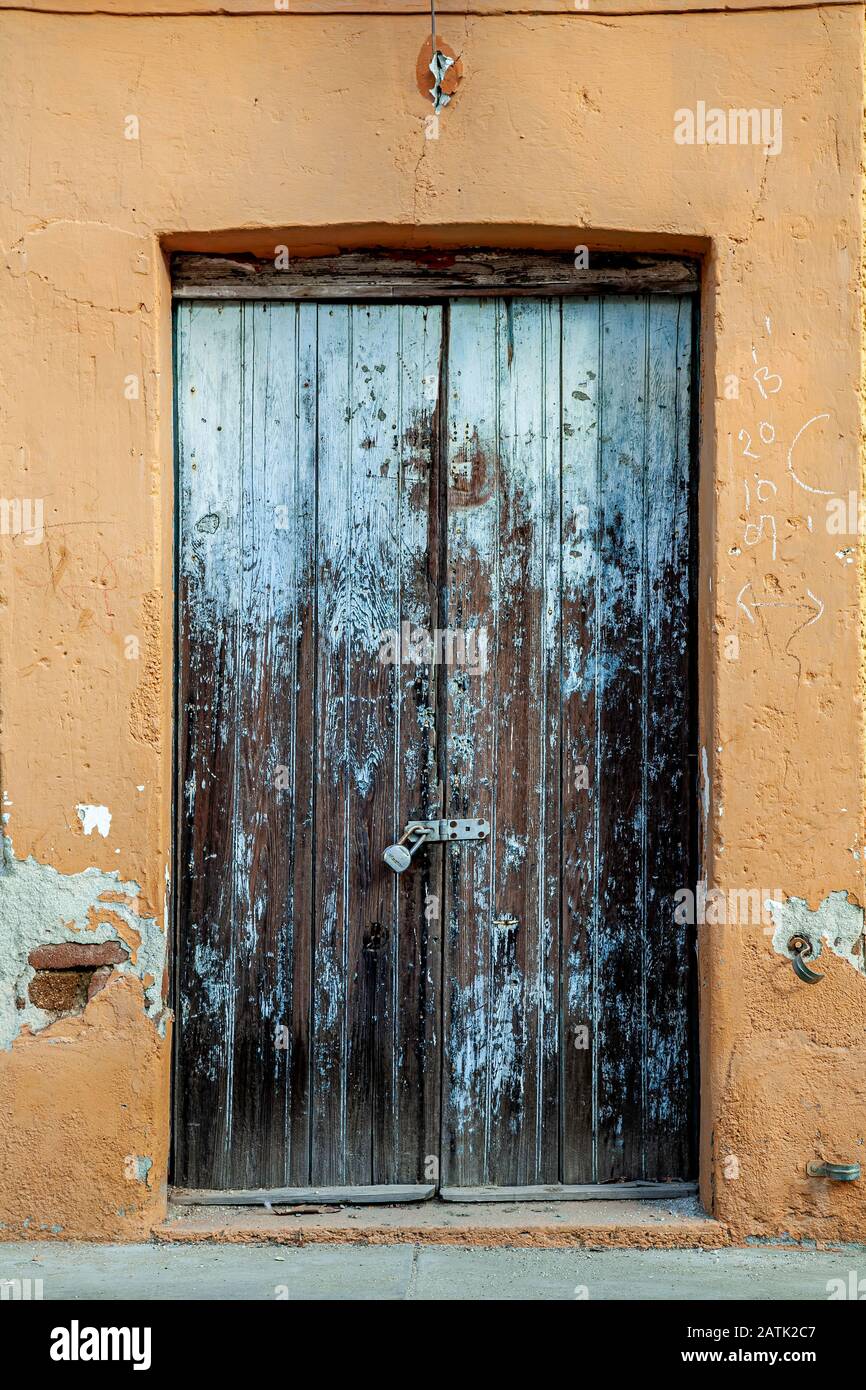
xmin=806 ymin=1162 xmax=861 ymax=1182
xmin=383 ymin=818 xmax=490 ymax=873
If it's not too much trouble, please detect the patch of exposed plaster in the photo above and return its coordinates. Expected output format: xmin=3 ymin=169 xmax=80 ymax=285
xmin=0 ymin=835 xmax=167 ymax=1048
xmin=766 ymin=891 xmax=866 ymax=974
xmin=123 ymin=1155 xmax=153 ymax=1186
xmin=701 ymin=746 xmax=710 ymax=825
xmin=128 ymin=589 xmax=162 ymax=752
xmin=75 ymin=803 xmax=111 ymax=838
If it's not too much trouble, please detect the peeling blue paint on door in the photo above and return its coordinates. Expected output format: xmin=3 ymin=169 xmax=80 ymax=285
xmin=174 ymin=292 xmax=696 ymax=1192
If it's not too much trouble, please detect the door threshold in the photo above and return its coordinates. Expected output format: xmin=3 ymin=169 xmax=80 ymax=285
xmin=170 ymin=1183 xmax=436 ymax=1207
xmin=160 ymin=1192 xmax=725 ymax=1249
xmin=439 ymin=1182 xmax=698 ymax=1203
xmin=170 ymin=1180 xmax=697 ymax=1207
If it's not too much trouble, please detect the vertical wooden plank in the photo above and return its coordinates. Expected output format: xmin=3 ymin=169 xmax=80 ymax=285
xmin=537 ymin=301 xmax=564 ymax=1185
xmin=643 ymin=295 xmax=695 ymax=1179
xmin=226 ymin=303 xmax=319 ymax=1189
xmin=287 ymin=303 xmax=319 ymax=1185
xmin=538 ymin=305 xmax=564 ymax=1187
xmin=342 ymin=304 xmax=403 ymax=1186
xmin=594 ymin=295 xmax=648 ymax=1183
xmin=311 ymin=304 xmax=440 ymax=1185
xmin=442 ymin=297 xmax=498 ymax=1187
xmin=560 ymin=298 xmax=602 ymax=1184
xmin=227 ymin=303 xmax=286 ymax=1188
xmin=485 ymin=299 xmax=561 ymax=1184
xmin=174 ymin=301 xmax=243 ymax=1189
xmin=387 ymin=304 xmax=443 ymax=1184
xmin=310 ymin=303 xmax=353 ymax=1184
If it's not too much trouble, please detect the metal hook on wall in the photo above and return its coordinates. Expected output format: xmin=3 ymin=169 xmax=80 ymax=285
xmin=787 ymin=934 xmax=824 ymax=984
xmin=806 ymin=1161 xmax=861 ymax=1182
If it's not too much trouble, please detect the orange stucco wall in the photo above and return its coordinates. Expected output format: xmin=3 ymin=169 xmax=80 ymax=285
xmin=0 ymin=2 xmax=864 ymax=1241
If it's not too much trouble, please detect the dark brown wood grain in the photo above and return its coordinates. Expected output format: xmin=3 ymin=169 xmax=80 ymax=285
xmin=560 ymin=297 xmax=602 ymax=1184
xmin=643 ymin=296 xmax=697 ymax=1180
xmin=173 ymin=302 xmax=243 ymax=1190
xmin=173 ymin=251 xmax=699 ymax=301
xmin=388 ymin=306 xmax=445 ymax=1184
xmin=441 ymin=297 xmax=499 ymax=1187
xmin=174 ymin=282 xmax=698 ymax=1195
xmin=228 ymin=306 xmax=292 ymax=1188
xmin=594 ymin=297 xmax=647 ymax=1183
xmin=287 ymin=304 xmax=318 ymax=1185
xmin=340 ymin=305 xmax=400 ymax=1186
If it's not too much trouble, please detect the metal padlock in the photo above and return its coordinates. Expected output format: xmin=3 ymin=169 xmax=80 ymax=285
xmin=382 ymin=824 xmax=429 ymax=874
xmin=383 ymin=841 xmax=413 ymax=873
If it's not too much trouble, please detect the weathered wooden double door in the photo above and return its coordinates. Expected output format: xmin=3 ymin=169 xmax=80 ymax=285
xmin=174 ymin=289 xmax=696 ymax=1194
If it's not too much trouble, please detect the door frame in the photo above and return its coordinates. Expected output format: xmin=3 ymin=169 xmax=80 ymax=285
xmin=169 ymin=247 xmax=702 ymax=1203
xmin=172 ymin=249 xmax=699 ymax=302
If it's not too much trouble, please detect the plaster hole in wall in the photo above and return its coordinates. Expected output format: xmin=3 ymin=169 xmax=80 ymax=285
xmin=123 ymin=1155 xmax=153 ymax=1186
xmin=415 ymin=36 xmax=463 ymax=107
xmin=28 ymin=970 xmax=91 ymax=1014
xmin=766 ymin=891 xmax=866 ymax=975
xmin=24 ymin=941 xmax=129 ymax=1017
xmin=75 ymin=804 xmax=111 ymax=838
xmin=0 ymin=839 xmax=168 ymax=1047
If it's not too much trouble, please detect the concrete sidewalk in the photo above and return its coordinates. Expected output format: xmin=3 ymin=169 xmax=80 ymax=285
xmin=1 ymin=1242 xmax=864 ymax=1300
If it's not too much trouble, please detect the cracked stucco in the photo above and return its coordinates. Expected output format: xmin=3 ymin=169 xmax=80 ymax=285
xmin=5 ymin=222 xmax=152 ymax=315
xmin=0 ymin=835 xmax=167 ymax=1050
xmin=767 ymin=891 xmax=866 ymax=974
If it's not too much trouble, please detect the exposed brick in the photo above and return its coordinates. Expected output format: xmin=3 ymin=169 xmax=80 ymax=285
xmin=29 ymin=970 xmax=91 ymax=1013
xmin=86 ymin=965 xmax=115 ymax=1002
xmin=27 ymin=941 xmax=128 ymax=971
